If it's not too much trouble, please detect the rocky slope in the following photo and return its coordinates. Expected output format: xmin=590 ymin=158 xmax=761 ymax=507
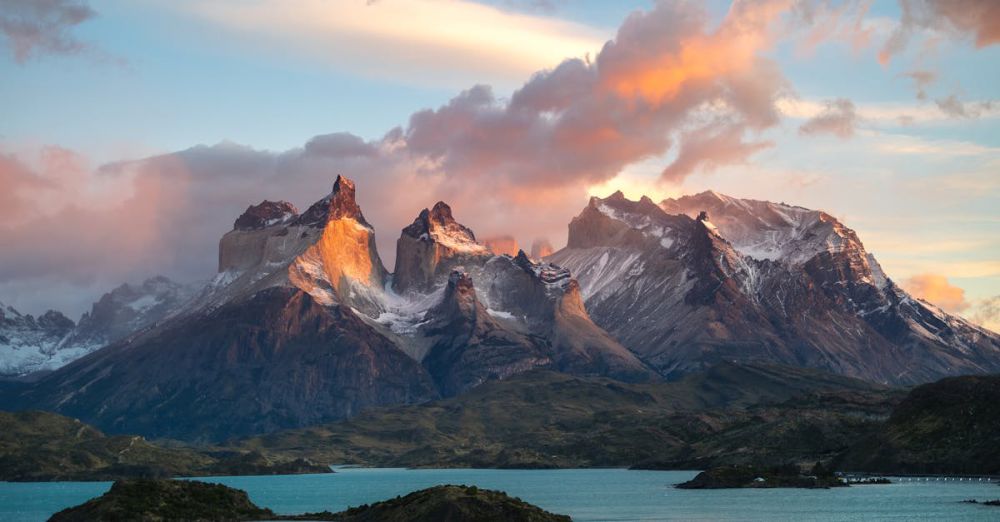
xmin=548 ymin=191 xmax=1000 ymax=384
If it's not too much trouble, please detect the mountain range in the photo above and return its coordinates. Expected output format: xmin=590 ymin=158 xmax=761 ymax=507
xmin=2 ymin=175 xmax=997 ymax=441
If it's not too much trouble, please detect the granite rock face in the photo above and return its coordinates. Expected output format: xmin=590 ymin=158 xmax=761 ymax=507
xmin=392 ymin=202 xmax=490 ymax=293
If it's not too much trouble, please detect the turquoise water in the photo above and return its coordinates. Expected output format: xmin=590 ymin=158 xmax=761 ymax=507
xmin=2 ymin=468 xmax=999 ymax=521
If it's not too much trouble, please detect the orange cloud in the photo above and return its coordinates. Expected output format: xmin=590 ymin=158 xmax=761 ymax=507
xmin=901 ymin=273 xmax=970 ymax=312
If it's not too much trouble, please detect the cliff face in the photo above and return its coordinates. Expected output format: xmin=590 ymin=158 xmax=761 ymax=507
xmin=392 ymin=202 xmax=490 ymax=293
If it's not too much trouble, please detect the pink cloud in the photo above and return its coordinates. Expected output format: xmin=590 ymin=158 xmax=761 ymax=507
xmin=901 ymin=273 xmax=970 ymax=313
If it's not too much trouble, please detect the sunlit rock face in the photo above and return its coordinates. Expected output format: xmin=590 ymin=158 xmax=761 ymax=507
xmin=483 ymin=235 xmax=520 ymax=257
xmin=289 ymin=176 xmax=389 ymax=313
xmin=212 ymin=175 xmax=389 ymax=315
xmin=392 ymin=202 xmax=490 ymax=294
xmin=550 ymin=190 xmax=1000 ymax=385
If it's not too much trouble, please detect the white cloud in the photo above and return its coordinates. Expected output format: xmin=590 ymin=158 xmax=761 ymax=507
xmin=161 ymin=0 xmax=609 ymax=89
xmin=777 ymin=97 xmax=1000 ymax=126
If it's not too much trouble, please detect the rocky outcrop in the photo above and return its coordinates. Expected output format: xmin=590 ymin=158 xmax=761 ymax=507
xmin=233 ymin=200 xmax=298 ymax=231
xmin=420 ymin=271 xmax=551 ymax=396
xmin=392 ymin=202 xmax=490 ymax=293
xmin=549 ymin=191 xmax=1000 ymax=384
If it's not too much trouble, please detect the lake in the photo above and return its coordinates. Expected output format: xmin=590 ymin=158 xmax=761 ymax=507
xmin=2 ymin=468 xmax=999 ymax=521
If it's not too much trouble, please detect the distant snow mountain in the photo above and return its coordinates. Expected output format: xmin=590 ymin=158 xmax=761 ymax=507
xmin=0 ymin=305 xmax=75 ymax=377
xmin=549 ymin=190 xmax=1000 ymax=384
xmin=0 ymin=276 xmax=196 ymax=377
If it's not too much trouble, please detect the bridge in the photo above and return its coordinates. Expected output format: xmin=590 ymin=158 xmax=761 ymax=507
xmin=838 ymin=472 xmax=1000 ymax=483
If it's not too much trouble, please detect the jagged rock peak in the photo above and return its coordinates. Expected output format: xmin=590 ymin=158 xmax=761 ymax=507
xmin=293 ymin=175 xmax=372 ymax=228
xmin=435 ymin=270 xmax=479 ymax=318
xmin=401 ymin=201 xmax=484 ymax=251
xmin=510 ymin=250 xmax=573 ymax=289
xmin=233 ymin=201 xmax=299 ymax=231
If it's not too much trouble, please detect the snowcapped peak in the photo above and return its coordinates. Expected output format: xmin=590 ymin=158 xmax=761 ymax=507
xmin=662 ymin=191 xmax=868 ymax=266
xmin=401 ymin=202 xmax=486 ymax=254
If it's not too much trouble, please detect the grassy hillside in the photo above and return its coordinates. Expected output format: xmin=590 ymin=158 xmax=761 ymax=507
xmin=0 ymin=411 xmax=330 ymax=481
xmin=837 ymin=374 xmax=1000 ymax=474
xmin=236 ymin=364 xmax=898 ymax=469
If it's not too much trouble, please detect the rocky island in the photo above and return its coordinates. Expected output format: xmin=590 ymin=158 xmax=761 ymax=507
xmin=676 ymin=464 xmax=847 ymax=489
xmin=47 ymin=480 xmax=571 ymax=522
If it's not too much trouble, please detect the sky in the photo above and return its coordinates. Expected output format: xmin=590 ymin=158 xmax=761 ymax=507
xmin=0 ymin=0 xmax=998 ymax=331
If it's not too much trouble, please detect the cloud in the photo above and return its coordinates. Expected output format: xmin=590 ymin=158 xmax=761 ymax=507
xmin=935 ymin=94 xmax=995 ymax=119
xmin=879 ymin=0 xmax=1000 ymax=64
xmin=661 ymin=120 xmax=773 ymax=182
xmin=901 ymin=273 xmax=970 ymax=312
xmin=902 ymin=69 xmax=936 ymax=100
xmin=166 ymin=0 xmax=607 ymax=88
xmin=1 ymin=1 xmax=804 ymax=315
xmin=0 ymin=0 xmax=96 ymax=63
xmin=798 ymin=98 xmax=859 ymax=138
xmin=779 ymin=96 xmax=1000 ymax=126
xmin=970 ymin=295 xmax=1000 ymax=333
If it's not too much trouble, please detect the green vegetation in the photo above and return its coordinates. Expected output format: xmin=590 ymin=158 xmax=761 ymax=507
xmin=327 ymin=484 xmax=571 ymax=522
xmin=0 ymin=411 xmax=331 ymax=481
xmin=836 ymin=374 xmax=1000 ymax=475
xmin=675 ymin=463 xmax=847 ymax=489
xmin=47 ymin=480 xmax=570 ymax=522
xmin=236 ymin=364 xmax=897 ymax=469
xmin=47 ymin=479 xmax=275 ymax=522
